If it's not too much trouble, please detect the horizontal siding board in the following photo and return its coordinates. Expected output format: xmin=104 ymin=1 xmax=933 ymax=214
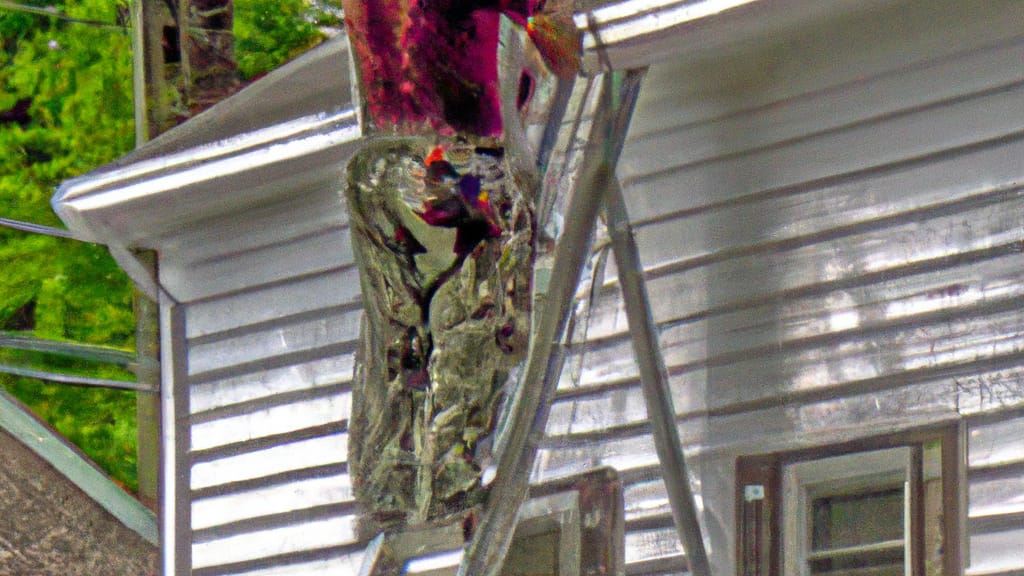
xmin=580 ymin=264 xmax=1024 ymax=390
xmin=971 ymin=511 xmax=1024 ymax=537
xmin=624 ymin=526 xmax=684 ymax=567
xmin=157 ymin=186 xmax=349 ymax=266
xmin=580 ymin=240 xmax=1022 ymax=365
xmin=696 ymin=305 xmax=1024 ymax=412
xmin=187 ymin=309 xmax=361 ymax=377
xmin=548 ymin=375 xmax=698 ymax=437
xmin=558 ymin=338 xmax=642 ymax=391
xmin=184 ymin=268 xmax=361 ymax=339
xmin=190 ymin=392 xmax=350 ymax=452
xmin=675 ymin=246 xmax=1023 ymax=355
xmin=967 ymin=570 xmax=1024 ymax=576
xmin=191 ymin=433 xmax=347 ymax=491
xmin=536 ymin=428 xmax=685 ymax=483
xmin=613 ymin=1 xmax=1024 ymax=130
xmin=192 ymin=503 xmax=355 ymax=543
xmin=190 ymin=422 xmax=347 ymax=464
xmin=556 ymin=292 xmax=1024 ymax=420
xmin=631 ymin=163 xmax=1024 ymax=293
xmin=191 ymin=473 xmax=354 ymax=531
xmin=966 ymin=415 xmax=1024 ymax=575
xmin=625 ymin=556 xmax=689 ymax=576
xmin=191 ymin=382 xmax=349 ymax=424
xmin=190 ymin=463 xmax=348 ymax=501
xmin=192 ymin=545 xmax=366 ymax=576
xmin=618 ymin=82 xmax=1024 ymax=223
xmin=968 ymin=527 xmax=1024 ymax=576
xmin=549 ymin=356 xmax=995 ymax=440
xmin=625 ymin=38 xmax=1024 ymax=168
xmin=575 ymin=214 xmax=1024 ymax=375
xmin=189 ymin=355 xmax=353 ymax=414
xmin=968 ymin=416 xmax=1024 ymax=469
xmin=163 ymin=227 xmax=353 ymax=303
xmin=191 ymin=515 xmax=358 ymax=570
xmin=969 ymin=469 xmax=1024 ymax=520
xmin=627 ymin=136 xmax=1024 ymax=277
xmin=623 ymin=478 xmax=671 ymax=524
xmin=541 ymin=374 xmax=1024 ymax=480
xmin=210 ymin=552 xmax=366 ymax=576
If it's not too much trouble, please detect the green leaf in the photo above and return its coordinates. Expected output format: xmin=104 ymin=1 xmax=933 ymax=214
xmin=1 ymin=0 xmax=329 ymax=495
xmin=235 ymin=0 xmax=325 ymax=79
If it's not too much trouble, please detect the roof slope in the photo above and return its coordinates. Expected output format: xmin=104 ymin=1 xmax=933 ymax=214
xmin=0 ymin=390 xmax=158 ymax=574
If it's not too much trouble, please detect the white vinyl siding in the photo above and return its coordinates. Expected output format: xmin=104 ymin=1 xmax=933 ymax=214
xmin=120 ymin=2 xmax=1024 ymax=574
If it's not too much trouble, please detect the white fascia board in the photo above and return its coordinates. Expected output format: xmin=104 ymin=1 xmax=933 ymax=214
xmin=52 ymin=110 xmax=362 ymax=248
xmin=50 ymin=0 xmax=882 ymax=246
xmin=577 ymin=0 xmax=763 ymax=47
xmin=575 ymin=0 xmax=893 ymax=72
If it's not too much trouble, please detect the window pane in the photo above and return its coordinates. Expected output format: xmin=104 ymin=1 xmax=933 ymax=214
xmin=811 ymin=486 xmax=904 ymax=551
xmin=809 ymin=485 xmax=905 ymax=576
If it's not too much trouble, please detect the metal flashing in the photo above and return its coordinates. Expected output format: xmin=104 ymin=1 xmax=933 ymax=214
xmin=0 ymin=388 xmax=158 ymax=545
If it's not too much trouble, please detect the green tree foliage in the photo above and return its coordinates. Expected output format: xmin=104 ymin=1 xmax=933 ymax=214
xmin=0 ymin=0 xmax=140 ymax=491
xmin=1 ymin=0 xmax=334 ymax=493
xmin=235 ymin=0 xmax=332 ymax=80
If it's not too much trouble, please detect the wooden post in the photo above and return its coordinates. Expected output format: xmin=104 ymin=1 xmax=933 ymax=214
xmin=133 ymin=251 xmax=161 ymax=512
xmin=130 ymin=0 xmax=238 ymax=526
xmin=129 ymin=0 xmax=179 ymax=512
xmin=131 ymin=0 xmax=175 ymax=141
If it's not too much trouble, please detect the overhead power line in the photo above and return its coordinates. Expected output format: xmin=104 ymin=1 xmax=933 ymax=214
xmin=0 ymin=2 xmax=233 ymax=34
xmin=0 ymin=217 xmax=80 ymax=239
xmin=0 ymin=362 xmax=148 ymax=390
xmin=0 ymin=331 xmax=139 ymax=367
xmin=0 ymin=1 xmax=127 ymax=30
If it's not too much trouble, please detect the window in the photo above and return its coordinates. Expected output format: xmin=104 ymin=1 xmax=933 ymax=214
xmin=737 ymin=427 xmax=963 ymax=576
xmin=783 ymin=447 xmax=914 ymax=576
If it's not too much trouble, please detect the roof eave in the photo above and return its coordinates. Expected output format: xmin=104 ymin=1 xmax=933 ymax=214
xmin=577 ymin=0 xmax=895 ymax=71
xmin=51 ymin=0 xmax=890 ymax=249
xmin=52 ymin=110 xmax=362 ymax=248
xmin=52 ymin=33 xmax=361 ymax=249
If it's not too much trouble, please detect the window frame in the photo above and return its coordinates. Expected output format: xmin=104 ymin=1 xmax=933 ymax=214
xmin=782 ymin=446 xmax=914 ymax=576
xmin=736 ymin=425 xmax=965 ymax=576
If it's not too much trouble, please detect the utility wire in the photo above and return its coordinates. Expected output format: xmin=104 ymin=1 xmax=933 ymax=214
xmin=0 ymin=217 xmax=80 ymax=239
xmin=0 ymin=1 xmax=235 ymax=34
xmin=0 ymin=1 xmax=127 ymax=30
xmin=0 ymin=362 xmax=148 ymax=390
xmin=0 ymin=331 xmax=139 ymax=367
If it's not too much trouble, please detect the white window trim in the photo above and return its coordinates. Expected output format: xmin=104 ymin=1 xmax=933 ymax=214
xmin=782 ymin=447 xmax=913 ymax=576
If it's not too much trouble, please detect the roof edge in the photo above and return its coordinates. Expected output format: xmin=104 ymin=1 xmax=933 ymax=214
xmin=576 ymin=0 xmax=896 ymax=71
xmin=52 ymin=109 xmax=361 ymax=246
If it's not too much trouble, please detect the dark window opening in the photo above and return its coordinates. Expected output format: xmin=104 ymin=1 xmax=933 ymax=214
xmin=162 ymin=25 xmax=180 ymax=63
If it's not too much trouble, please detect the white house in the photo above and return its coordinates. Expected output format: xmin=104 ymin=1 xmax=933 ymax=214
xmin=53 ymin=1 xmax=1024 ymax=575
